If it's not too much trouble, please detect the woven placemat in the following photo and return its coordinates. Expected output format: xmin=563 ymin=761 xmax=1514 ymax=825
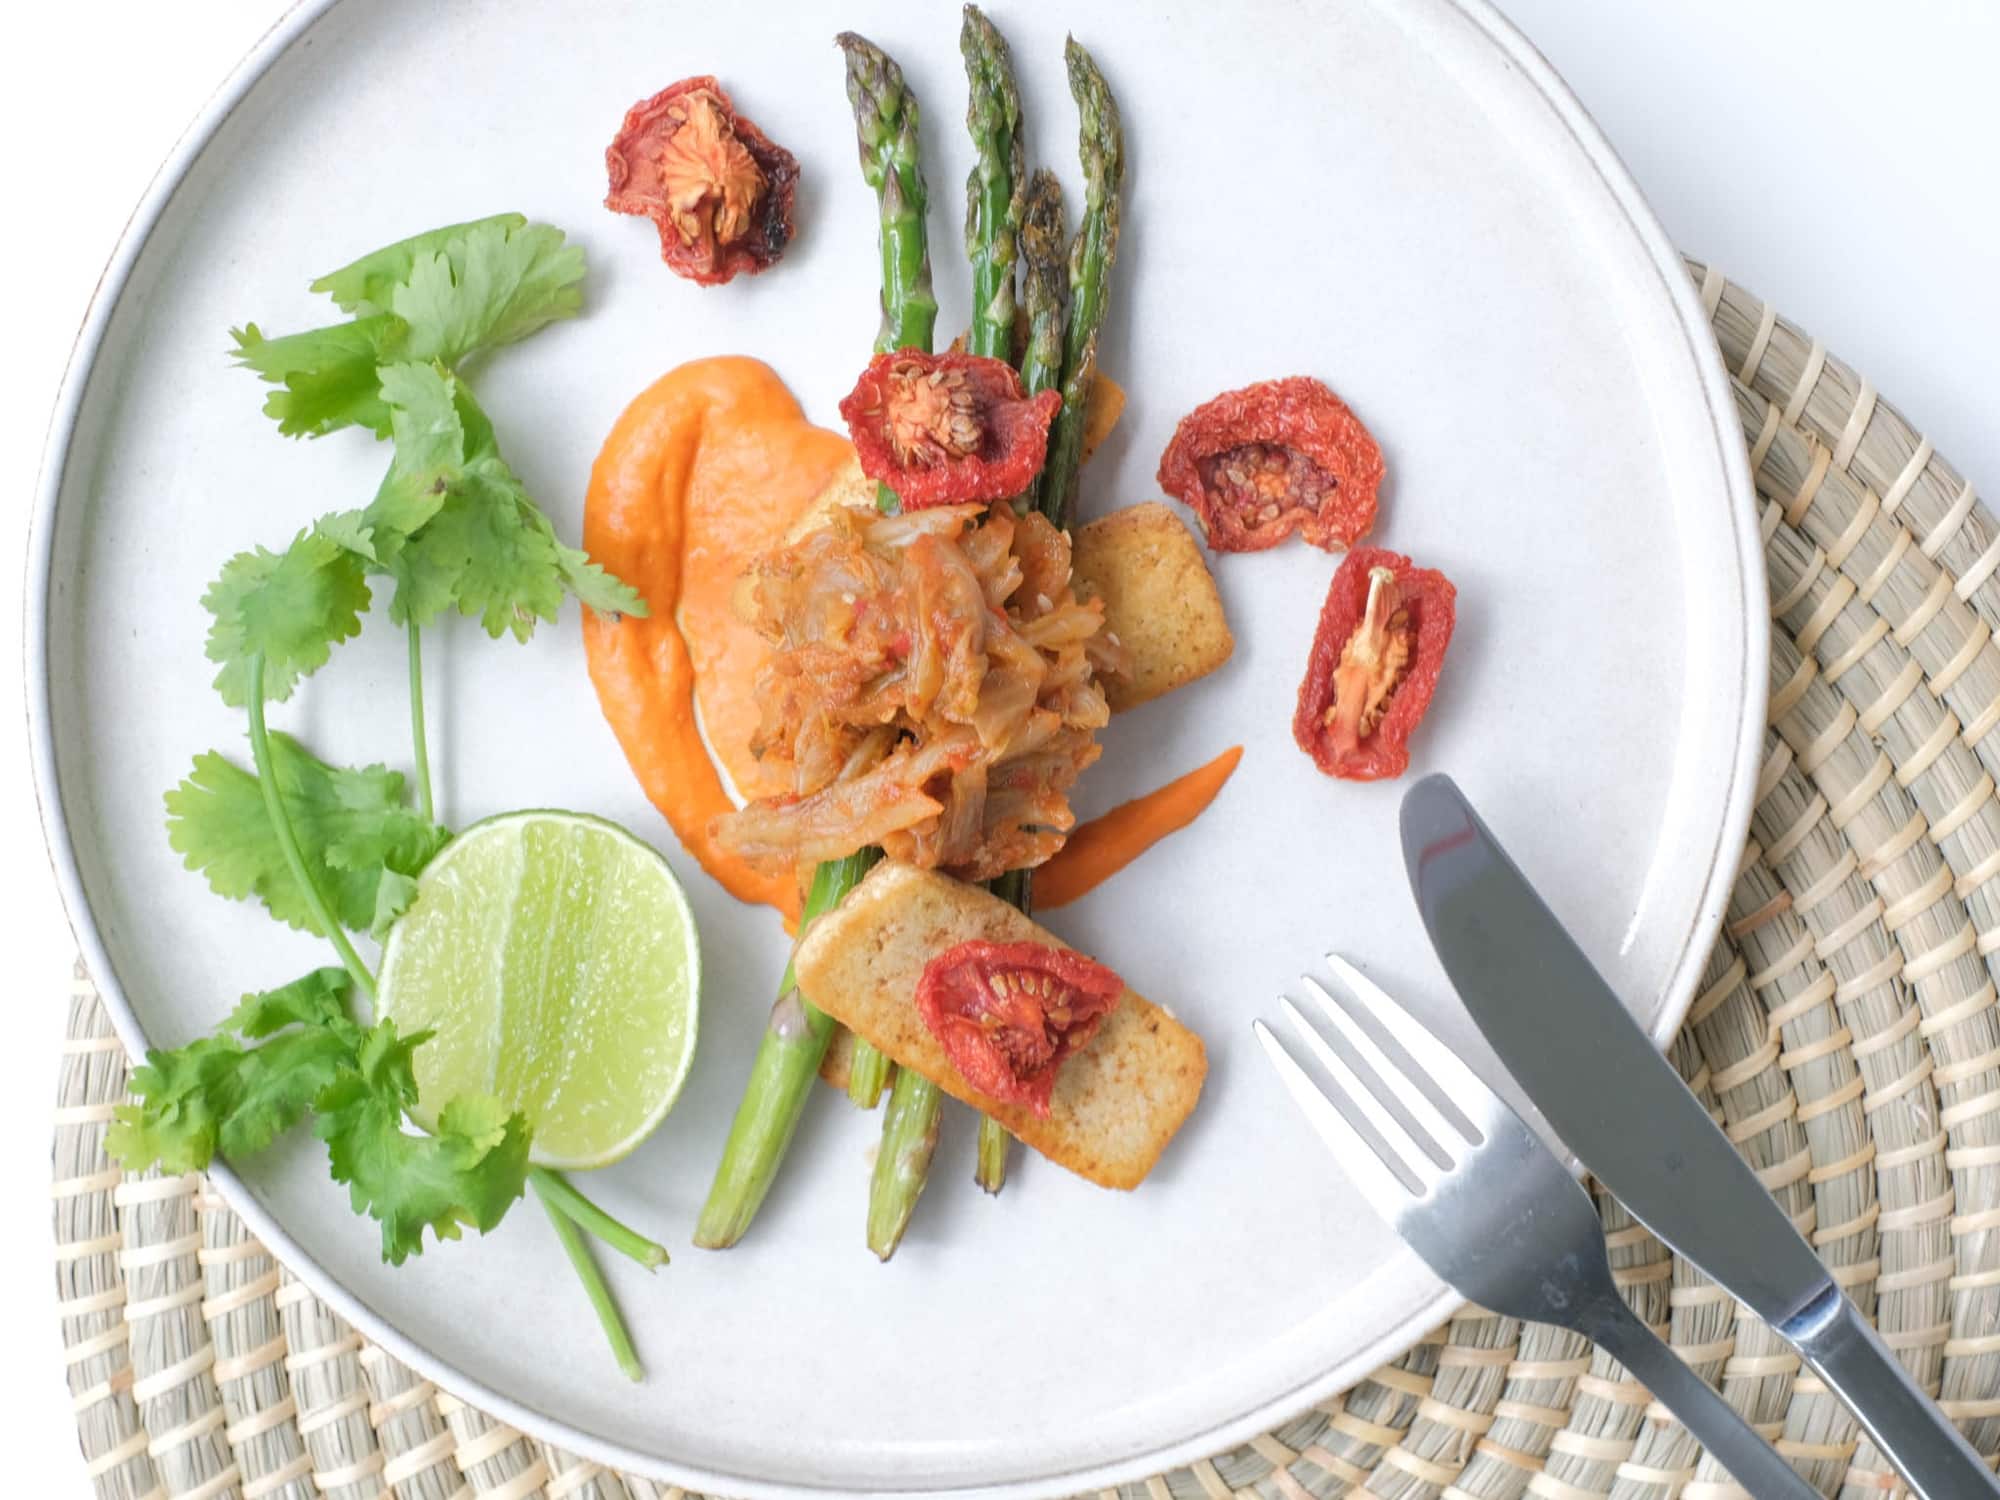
xmin=47 ymin=262 xmax=2000 ymax=1500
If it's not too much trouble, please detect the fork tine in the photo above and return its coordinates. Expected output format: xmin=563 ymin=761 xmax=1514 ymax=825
xmin=1279 ymin=997 xmax=1443 ymax=1193
xmin=1299 ymin=975 xmax=1463 ymax=1165
xmin=1253 ymin=1020 xmax=1417 ymax=1216
xmin=1326 ymin=954 xmax=1490 ymax=1144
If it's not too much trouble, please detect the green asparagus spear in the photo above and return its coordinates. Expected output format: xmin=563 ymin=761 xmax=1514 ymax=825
xmin=960 ymin=7 xmax=1038 ymax=1196
xmin=840 ymin=32 xmax=939 ymax=359
xmin=694 ymin=849 xmax=880 ymax=1248
xmin=868 ymin=1064 xmax=944 ymax=1260
xmin=831 ymin=36 xmax=924 ymax=1122
xmin=1040 ymin=39 xmax=1124 ymax=532
xmin=962 ymin=5 xmax=1025 ymax=362
xmin=971 ymin=52 xmax=1124 ymax=1191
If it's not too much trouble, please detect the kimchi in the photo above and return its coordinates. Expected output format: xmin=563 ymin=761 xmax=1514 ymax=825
xmin=712 ymin=499 xmax=1129 ymax=882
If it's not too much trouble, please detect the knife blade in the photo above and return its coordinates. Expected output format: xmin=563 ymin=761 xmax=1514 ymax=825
xmin=1400 ymin=772 xmax=1996 ymax=1500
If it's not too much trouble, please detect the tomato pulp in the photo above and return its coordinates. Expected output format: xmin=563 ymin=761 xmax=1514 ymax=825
xmin=1294 ymin=546 xmax=1456 ymax=781
xmin=841 ymin=349 xmax=1062 ymax=509
xmin=915 ymin=940 xmax=1124 ymax=1117
xmin=1157 ymin=375 xmax=1384 ymax=553
xmin=605 ymin=78 xmax=800 ymax=286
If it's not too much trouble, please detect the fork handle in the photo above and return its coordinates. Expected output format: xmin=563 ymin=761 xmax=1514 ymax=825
xmin=1582 ymin=1295 xmax=1822 ymax=1500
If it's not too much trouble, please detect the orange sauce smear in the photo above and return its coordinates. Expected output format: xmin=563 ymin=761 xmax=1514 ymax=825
xmin=583 ymin=356 xmax=852 ymax=924
xmin=1035 ymin=746 xmax=1244 ymax=910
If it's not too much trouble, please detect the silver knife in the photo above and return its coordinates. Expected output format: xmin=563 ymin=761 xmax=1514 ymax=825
xmin=1401 ymin=773 xmax=1996 ymax=1500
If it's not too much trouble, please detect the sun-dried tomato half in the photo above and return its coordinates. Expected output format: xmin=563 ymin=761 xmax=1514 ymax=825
xmin=1156 ymin=376 xmax=1384 ymax=553
xmin=915 ymin=940 xmax=1124 ymax=1117
xmin=839 ymin=350 xmax=1063 ymax=510
xmin=605 ymin=77 xmax=800 ymax=287
xmin=1294 ymin=547 xmax=1456 ymax=781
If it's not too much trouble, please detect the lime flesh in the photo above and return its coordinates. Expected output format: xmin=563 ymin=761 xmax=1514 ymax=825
xmin=377 ymin=811 xmax=700 ymax=1169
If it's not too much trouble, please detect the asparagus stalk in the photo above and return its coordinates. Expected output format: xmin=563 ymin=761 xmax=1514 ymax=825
xmin=840 ymin=32 xmax=939 ymax=359
xmin=835 ymin=30 xmax=934 ymax=1097
xmin=867 ymin=13 xmax=1034 ymax=1232
xmin=867 ymin=1063 xmax=944 ymax=1259
xmin=694 ymin=850 xmax=879 ymax=1248
xmin=1039 ymin=39 xmax=1125 ymax=532
xmin=962 ymin=5 xmax=1025 ymax=362
xmin=970 ymin=49 xmax=1124 ymax=1189
xmin=958 ymin=5 xmax=1040 ymax=1199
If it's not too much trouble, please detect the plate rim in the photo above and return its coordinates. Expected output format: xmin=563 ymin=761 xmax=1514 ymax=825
xmin=23 ymin=0 xmax=1768 ymax=1494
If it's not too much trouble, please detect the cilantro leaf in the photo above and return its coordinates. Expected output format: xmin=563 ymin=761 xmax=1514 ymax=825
xmin=217 ymin=1025 xmax=357 ymax=1160
xmin=203 ymin=531 xmax=372 ymax=706
xmin=165 ymin=734 xmax=448 ymax=936
xmin=310 ymin=214 xmax=529 ymax=316
xmin=230 ymin=315 xmax=409 ymax=438
xmin=391 ymin=220 xmax=586 ymax=365
xmin=316 ymin=1022 xmax=532 ymax=1264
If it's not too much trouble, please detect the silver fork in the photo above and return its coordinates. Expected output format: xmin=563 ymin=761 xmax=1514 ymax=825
xmin=1256 ymin=956 xmax=1823 ymax=1500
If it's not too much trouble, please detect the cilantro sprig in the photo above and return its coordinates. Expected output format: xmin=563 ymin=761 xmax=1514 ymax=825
xmin=110 ymin=968 xmax=532 ymax=1264
xmin=111 ymin=217 xmax=660 ymax=1379
xmin=231 ymin=214 xmax=585 ymax=438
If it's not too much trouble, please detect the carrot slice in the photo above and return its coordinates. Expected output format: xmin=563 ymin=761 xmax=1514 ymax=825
xmin=1033 ymin=745 xmax=1243 ymax=910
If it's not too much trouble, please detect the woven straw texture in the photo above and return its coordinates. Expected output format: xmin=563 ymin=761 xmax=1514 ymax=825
xmin=47 ymin=263 xmax=2000 ymax=1499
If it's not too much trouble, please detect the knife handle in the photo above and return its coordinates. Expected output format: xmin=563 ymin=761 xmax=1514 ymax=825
xmin=1782 ymin=1285 xmax=1998 ymax=1497
xmin=1582 ymin=1294 xmax=1822 ymax=1500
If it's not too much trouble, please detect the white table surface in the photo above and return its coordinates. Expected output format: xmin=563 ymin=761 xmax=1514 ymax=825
xmin=2 ymin=1 xmax=1995 ymax=1490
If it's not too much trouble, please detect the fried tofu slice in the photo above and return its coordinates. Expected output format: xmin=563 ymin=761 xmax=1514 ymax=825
xmin=1072 ymin=502 xmax=1234 ymax=712
xmin=794 ymin=861 xmax=1206 ymax=1188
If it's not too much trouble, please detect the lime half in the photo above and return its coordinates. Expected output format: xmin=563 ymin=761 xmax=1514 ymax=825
xmin=377 ymin=810 xmax=700 ymax=1170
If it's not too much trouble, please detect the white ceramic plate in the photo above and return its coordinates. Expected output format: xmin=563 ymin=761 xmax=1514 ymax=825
xmin=28 ymin=0 xmax=1764 ymax=1494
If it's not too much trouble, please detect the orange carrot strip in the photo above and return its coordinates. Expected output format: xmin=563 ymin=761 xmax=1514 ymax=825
xmin=1033 ymin=745 xmax=1244 ymax=910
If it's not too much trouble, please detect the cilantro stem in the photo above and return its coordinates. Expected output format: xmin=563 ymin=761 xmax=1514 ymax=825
xmin=529 ymin=1167 xmax=668 ymax=1268
xmin=245 ymin=654 xmax=377 ymax=1001
xmin=532 ymin=1175 xmax=643 ymax=1381
xmin=407 ymin=624 xmax=435 ymax=824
